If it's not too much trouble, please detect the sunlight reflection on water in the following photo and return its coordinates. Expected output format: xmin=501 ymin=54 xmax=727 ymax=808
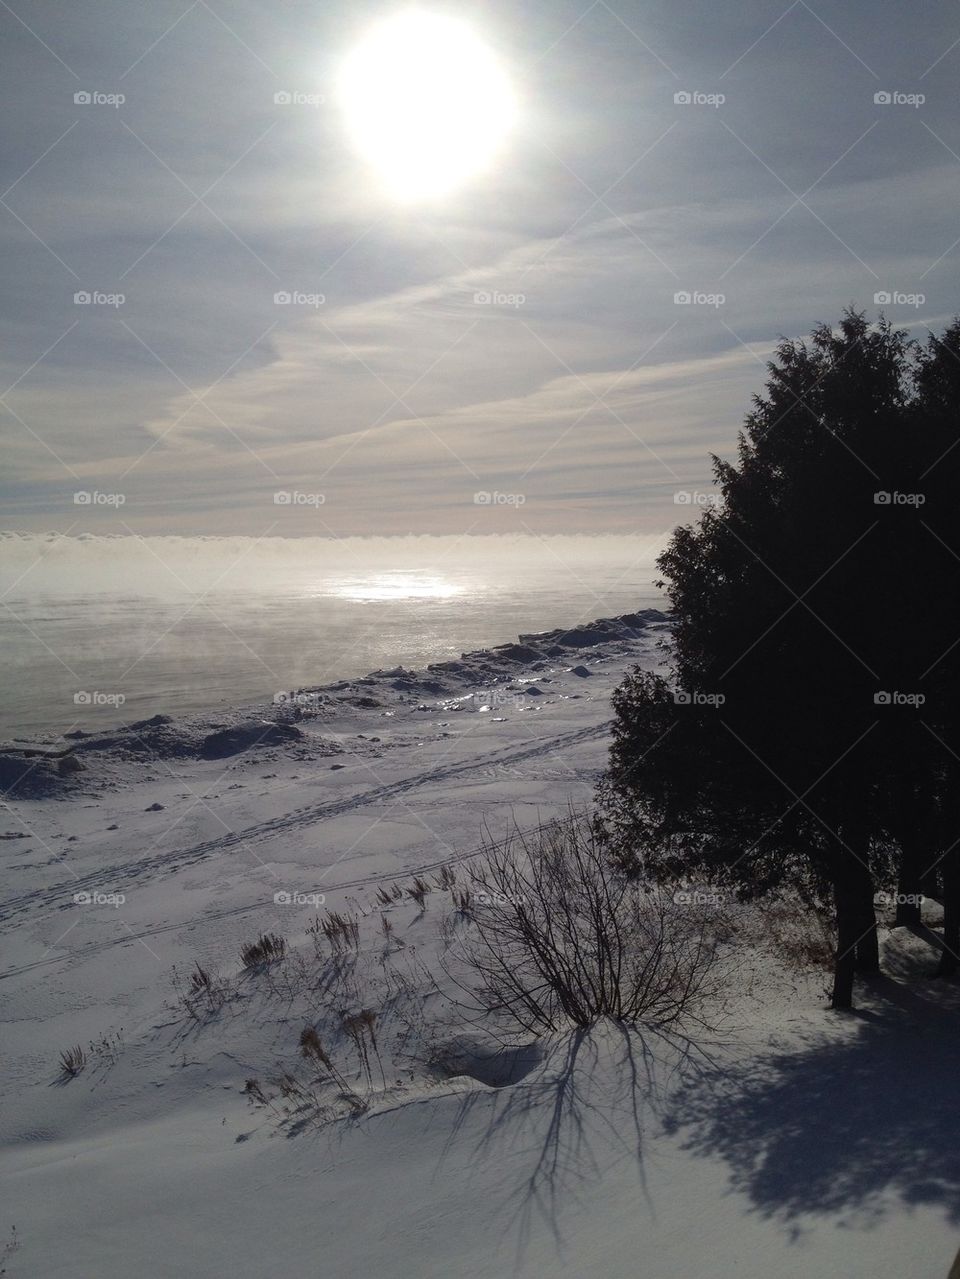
xmin=325 ymin=572 xmax=465 ymax=602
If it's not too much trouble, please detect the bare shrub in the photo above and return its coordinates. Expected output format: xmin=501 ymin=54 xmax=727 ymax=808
xmin=375 ymin=886 xmax=393 ymax=908
xmin=457 ymin=811 xmax=725 ymax=1035
xmin=755 ymin=894 xmax=835 ymax=974
xmin=240 ymin=932 xmax=286 ymax=970
xmin=58 ymin=1045 xmax=86 ymax=1077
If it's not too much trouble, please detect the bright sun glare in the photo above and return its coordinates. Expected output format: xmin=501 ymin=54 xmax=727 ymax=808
xmin=338 ymin=11 xmax=516 ymax=201
xmin=327 ymin=572 xmax=464 ymax=602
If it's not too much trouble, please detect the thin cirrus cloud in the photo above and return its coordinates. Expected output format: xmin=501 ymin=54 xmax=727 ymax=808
xmin=1 ymin=0 xmax=959 ymax=534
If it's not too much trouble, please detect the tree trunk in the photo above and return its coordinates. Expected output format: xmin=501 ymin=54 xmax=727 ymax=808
xmin=893 ymin=776 xmax=925 ymax=928
xmin=937 ymin=849 xmax=959 ymax=977
xmin=895 ymin=845 xmax=923 ymax=929
xmin=831 ymin=825 xmax=875 ymax=1006
xmin=831 ymin=875 xmax=858 ymax=1009
xmin=854 ymin=905 xmax=880 ymax=974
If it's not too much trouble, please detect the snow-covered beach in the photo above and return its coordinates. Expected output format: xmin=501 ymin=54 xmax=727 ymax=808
xmin=2 ymin=610 xmax=959 ymax=1278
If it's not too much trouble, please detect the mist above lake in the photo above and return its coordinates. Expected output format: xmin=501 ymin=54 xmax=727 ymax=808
xmin=0 ymin=533 xmax=665 ymax=738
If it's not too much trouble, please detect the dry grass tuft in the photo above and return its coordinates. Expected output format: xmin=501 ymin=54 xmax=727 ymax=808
xmin=58 ymin=1044 xmax=86 ymax=1077
xmin=240 ymin=932 xmax=287 ymax=969
xmin=406 ymin=876 xmax=431 ymax=909
xmin=434 ymin=864 xmax=457 ymax=891
xmin=299 ymin=1025 xmax=334 ymax=1070
xmin=318 ymin=912 xmax=360 ymax=952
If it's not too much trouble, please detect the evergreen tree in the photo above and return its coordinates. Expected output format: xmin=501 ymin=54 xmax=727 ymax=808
xmin=602 ymin=311 xmax=960 ymax=1008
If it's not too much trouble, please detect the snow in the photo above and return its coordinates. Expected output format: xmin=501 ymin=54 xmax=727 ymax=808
xmin=1 ymin=612 xmax=958 ymax=1278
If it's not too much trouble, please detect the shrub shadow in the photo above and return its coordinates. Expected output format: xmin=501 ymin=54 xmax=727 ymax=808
xmin=441 ymin=1020 xmax=716 ymax=1254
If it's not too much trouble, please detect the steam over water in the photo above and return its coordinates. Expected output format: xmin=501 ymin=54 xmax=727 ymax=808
xmin=0 ymin=534 xmax=664 ymax=738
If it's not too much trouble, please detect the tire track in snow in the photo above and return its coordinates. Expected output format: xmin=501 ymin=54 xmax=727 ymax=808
xmin=0 ymin=720 xmax=611 ymax=960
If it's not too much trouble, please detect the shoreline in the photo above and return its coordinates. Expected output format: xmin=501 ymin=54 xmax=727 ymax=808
xmin=0 ymin=609 xmax=669 ymax=797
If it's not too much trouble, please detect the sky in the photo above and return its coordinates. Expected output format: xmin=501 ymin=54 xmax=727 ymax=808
xmin=2 ymin=0 xmax=960 ymax=537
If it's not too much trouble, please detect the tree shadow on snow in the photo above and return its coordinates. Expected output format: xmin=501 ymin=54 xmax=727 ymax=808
xmin=660 ymin=979 xmax=960 ymax=1229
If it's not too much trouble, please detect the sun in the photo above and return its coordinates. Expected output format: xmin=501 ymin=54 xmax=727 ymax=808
xmin=337 ymin=11 xmax=516 ymax=201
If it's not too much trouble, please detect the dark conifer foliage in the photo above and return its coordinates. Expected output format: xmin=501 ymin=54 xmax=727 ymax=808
xmin=601 ymin=311 xmax=960 ymax=1008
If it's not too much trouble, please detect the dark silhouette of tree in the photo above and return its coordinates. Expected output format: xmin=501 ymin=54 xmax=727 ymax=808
xmin=601 ymin=310 xmax=960 ymax=1009
xmin=909 ymin=320 xmax=960 ymax=971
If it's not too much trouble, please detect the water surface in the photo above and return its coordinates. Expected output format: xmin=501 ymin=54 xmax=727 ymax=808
xmin=0 ymin=533 xmax=665 ymax=738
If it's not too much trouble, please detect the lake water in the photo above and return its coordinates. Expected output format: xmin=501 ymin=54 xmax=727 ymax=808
xmin=0 ymin=534 xmax=665 ymax=739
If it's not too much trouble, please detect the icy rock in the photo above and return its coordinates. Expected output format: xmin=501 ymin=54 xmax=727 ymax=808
xmin=199 ymin=721 xmax=302 ymax=760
